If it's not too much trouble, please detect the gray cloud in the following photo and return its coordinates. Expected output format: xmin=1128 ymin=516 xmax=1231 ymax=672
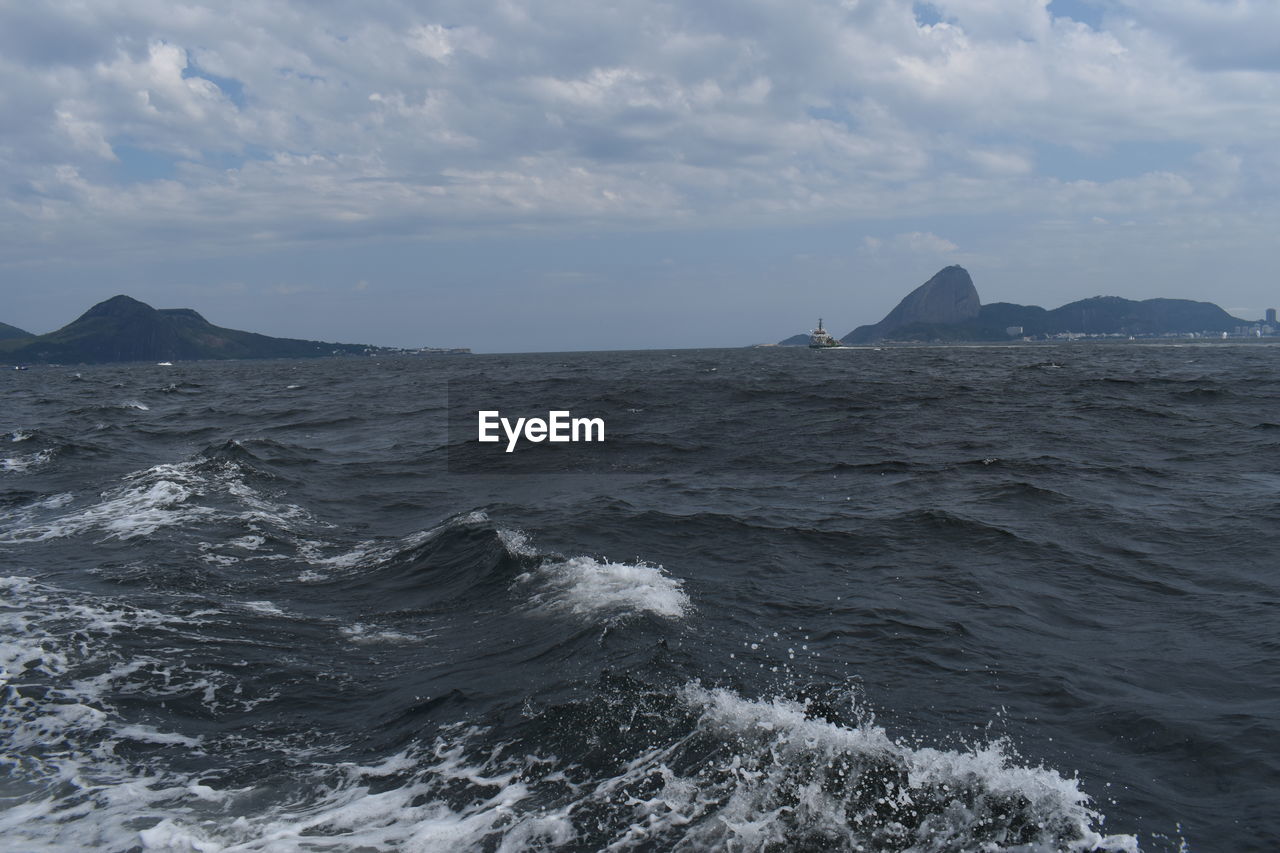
xmin=2 ymin=1 xmax=1279 ymax=348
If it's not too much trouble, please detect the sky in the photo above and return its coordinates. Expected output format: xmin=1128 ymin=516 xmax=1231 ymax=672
xmin=2 ymin=0 xmax=1279 ymax=351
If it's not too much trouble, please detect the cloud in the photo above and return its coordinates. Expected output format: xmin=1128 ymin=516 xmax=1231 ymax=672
xmin=894 ymin=231 xmax=960 ymax=254
xmin=1 ymin=0 xmax=1279 ymax=334
xmin=861 ymin=231 xmax=959 ymax=257
xmin=1113 ymin=0 xmax=1280 ymax=71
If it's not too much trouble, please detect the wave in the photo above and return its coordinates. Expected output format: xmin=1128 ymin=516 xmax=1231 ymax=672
xmin=300 ymin=511 xmax=534 ymax=606
xmin=1171 ymin=387 xmax=1231 ymax=400
xmin=516 ymin=554 xmax=691 ymax=622
xmin=1 ymin=448 xmax=54 ymax=473
xmin=0 ymin=452 xmax=312 ymax=545
xmin=297 ymin=512 xmax=688 ymax=629
xmin=0 ymin=576 xmax=271 ymax=851
xmin=67 ymin=400 xmax=152 ymax=415
xmin=86 ymin=677 xmax=1136 ymax=853
xmin=158 ymin=380 xmax=205 ymax=394
xmin=198 ymin=436 xmax=318 ymax=473
xmin=0 ymin=427 xmax=101 ymax=473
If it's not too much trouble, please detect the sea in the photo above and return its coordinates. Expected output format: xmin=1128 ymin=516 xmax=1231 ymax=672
xmin=1 ymin=344 xmax=1277 ymax=852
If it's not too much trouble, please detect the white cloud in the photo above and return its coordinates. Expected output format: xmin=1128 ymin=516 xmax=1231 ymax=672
xmin=929 ymin=0 xmax=1053 ymax=41
xmin=55 ymin=110 xmax=115 ymax=159
xmin=894 ymin=231 xmax=959 ymax=254
xmin=1113 ymin=0 xmax=1280 ymax=71
xmin=1 ymin=0 xmax=1278 ymax=284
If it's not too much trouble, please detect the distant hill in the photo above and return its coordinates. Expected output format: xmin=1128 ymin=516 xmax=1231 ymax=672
xmin=0 ymin=321 xmax=33 ymax=341
xmin=989 ymin=296 xmax=1243 ymax=337
xmin=0 ymin=295 xmax=376 ymax=364
xmin=778 ymin=266 xmax=1247 ymax=345
xmin=861 ymin=294 xmax=1245 ymax=342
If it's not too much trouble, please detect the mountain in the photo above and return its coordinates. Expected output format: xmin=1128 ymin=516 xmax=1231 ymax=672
xmin=1040 ymin=296 xmax=1241 ymax=336
xmin=842 ymin=265 xmax=980 ymax=343
xmin=841 ymin=266 xmax=979 ymax=343
xmin=778 ymin=266 xmax=1248 ymax=345
xmin=866 ymin=295 xmax=1244 ymax=342
xmin=0 ymin=295 xmax=376 ymax=364
xmin=0 ymin=321 xmax=33 ymax=341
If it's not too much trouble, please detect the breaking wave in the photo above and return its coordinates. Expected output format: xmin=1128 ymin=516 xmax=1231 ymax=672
xmin=517 ymin=555 xmax=691 ymax=622
xmin=20 ymin=671 xmax=1136 ymax=852
xmin=0 ymin=451 xmax=313 ymax=546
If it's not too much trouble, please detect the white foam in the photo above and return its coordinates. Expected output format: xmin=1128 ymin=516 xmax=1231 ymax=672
xmin=0 ymin=492 xmax=75 ymax=538
xmin=341 ymin=623 xmax=427 ymax=645
xmin=520 ymin=555 xmax=691 ymax=621
xmin=108 ymin=681 xmax=1137 ymax=853
xmin=243 ymin=600 xmax=286 ymax=617
xmin=662 ymin=684 xmax=1139 ymax=853
xmin=103 ymin=739 xmax=564 ymax=852
xmin=112 ymin=723 xmax=202 ymax=747
xmin=0 ymin=577 xmax=260 ymax=852
xmin=301 ymin=538 xmax=383 ymax=569
xmin=0 ymin=473 xmax=212 ymax=542
xmin=497 ymin=527 xmax=536 ymax=557
xmin=1 ymin=448 xmax=53 ymax=472
xmin=0 ymin=458 xmax=314 ymax=544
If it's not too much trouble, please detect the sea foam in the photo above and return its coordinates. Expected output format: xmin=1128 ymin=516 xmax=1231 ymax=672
xmin=1 ymin=448 xmax=53 ymax=472
xmin=519 ymin=555 xmax=691 ymax=621
xmin=0 ymin=458 xmax=312 ymax=544
xmin=103 ymin=681 xmax=1138 ymax=852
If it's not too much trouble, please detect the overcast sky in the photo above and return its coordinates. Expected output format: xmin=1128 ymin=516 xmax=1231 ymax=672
xmin=3 ymin=0 xmax=1279 ymax=351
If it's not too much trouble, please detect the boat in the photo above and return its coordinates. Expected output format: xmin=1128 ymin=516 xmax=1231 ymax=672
xmin=809 ymin=318 xmax=842 ymax=349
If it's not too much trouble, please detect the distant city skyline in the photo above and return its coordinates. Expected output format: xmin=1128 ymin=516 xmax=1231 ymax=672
xmin=3 ymin=1 xmax=1279 ymax=352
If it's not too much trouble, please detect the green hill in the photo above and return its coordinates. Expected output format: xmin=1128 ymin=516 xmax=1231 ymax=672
xmin=0 ymin=321 xmax=34 ymax=341
xmin=0 ymin=295 xmax=376 ymax=364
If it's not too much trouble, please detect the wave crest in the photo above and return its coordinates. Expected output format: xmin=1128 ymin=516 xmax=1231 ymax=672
xmin=518 ymin=555 xmax=691 ymax=622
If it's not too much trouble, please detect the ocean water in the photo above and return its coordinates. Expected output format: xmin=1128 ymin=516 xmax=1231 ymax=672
xmin=1 ymin=344 xmax=1277 ymax=852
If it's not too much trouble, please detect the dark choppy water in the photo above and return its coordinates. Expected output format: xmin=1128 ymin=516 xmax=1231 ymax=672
xmin=2 ymin=345 xmax=1277 ymax=852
